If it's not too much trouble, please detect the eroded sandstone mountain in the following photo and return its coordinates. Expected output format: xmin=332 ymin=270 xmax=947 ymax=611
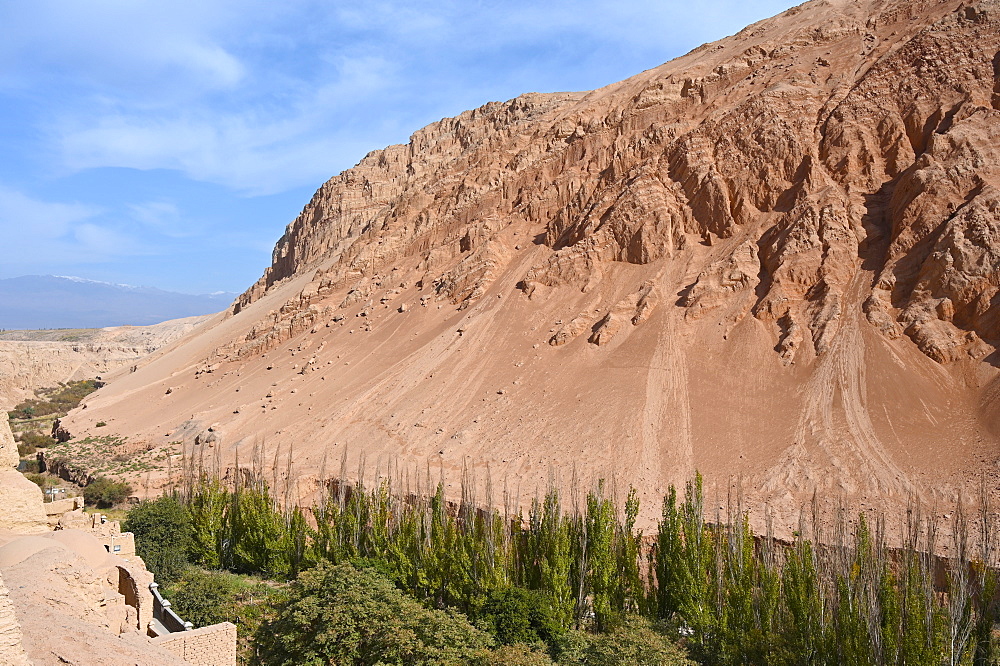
xmin=64 ymin=0 xmax=1000 ymax=530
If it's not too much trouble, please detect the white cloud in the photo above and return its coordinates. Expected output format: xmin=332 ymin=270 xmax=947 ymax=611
xmin=127 ymin=200 xmax=194 ymax=238
xmin=57 ymin=56 xmax=398 ymax=195
xmin=8 ymin=0 xmax=797 ymax=197
xmin=73 ymin=222 xmax=144 ymax=255
xmin=0 ymin=185 xmax=148 ymax=269
xmin=0 ymin=0 xmax=249 ymax=99
xmin=0 ymin=186 xmax=101 ymax=240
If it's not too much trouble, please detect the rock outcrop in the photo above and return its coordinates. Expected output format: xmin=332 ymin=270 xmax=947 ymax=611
xmin=1 ymin=411 xmax=18 ymax=469
xmin=0 ymin=419 xmax=47 ymax=534
xmin=225 ymin=0 xmax=1000 ymax=373
xmin=62 ymin=0 xmax=1000 ymax=529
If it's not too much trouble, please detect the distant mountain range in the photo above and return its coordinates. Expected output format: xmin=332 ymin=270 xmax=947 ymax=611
xmin=0 ymin=275 xmax=234 ymax=330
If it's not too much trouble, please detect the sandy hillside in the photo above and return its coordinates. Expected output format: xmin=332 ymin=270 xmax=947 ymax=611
xmin=62 ymin=0 xmax=1000 ymax=533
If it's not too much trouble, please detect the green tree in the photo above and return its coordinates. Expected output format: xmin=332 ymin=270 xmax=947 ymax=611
xmin=255 ymin=562 xmax=494 ymax=665
xmin=480 ymin=587 xmax=563 ymax=646
xmin=83 ymin=476 xmax=133 ymax=508
xmin=186 ymin=476 xmax=228 ymax=568
xmin=585 ymin=481 xmax=618 ymax=631
xmin=123 ymin=495 xmax=191 ymax=584
xmin=224 ymin=479 xmax=290 ymax=577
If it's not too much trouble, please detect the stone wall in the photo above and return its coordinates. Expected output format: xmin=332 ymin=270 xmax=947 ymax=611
xmin=151 ymin=622 xmax=237 ymax=666
xmin=0 ymin=570 xmax=31 ymax=666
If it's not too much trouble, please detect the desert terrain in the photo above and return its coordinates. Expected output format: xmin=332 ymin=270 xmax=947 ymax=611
xmin=58 ymin=0 xmax=1000 ymax=534
xmin=0 ymin=316 xmax=210 ymax=411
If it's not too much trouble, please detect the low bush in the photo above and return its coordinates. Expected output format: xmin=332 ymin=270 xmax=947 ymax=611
xmin=479 ymin=587 xmax=563 ymax=647
xmin=553 ymin=616 xmax=693 ymax=666
xmin=24 ymin=473 xmax=55 ymax=489
xmin=164 ymin=569 xmax=239 ymax=627
xmin=8 ymin=379 xmax=101 ymax=420
xmin=18 ymin=430 xmax=55 ymax=449
xmin=163 ymin=568 xmax=283 ymax=660
xmin=490 ymin=644 xmax=555 ymax=665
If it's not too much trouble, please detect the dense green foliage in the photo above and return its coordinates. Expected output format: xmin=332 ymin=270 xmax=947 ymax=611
xmin=554 ymin=617 xmax=693 ymax=665
xmin=480 ymin=587 xmax=563 ymax=646
xmin=7 ymin=379 xmax=100 ymax=420
xmin=24 ymin=472 xmax=55 ymax=489
xmin=162 ymin=568 xmax=283 ymax=660
xmin=255 ymin=562 xmax=494 ymax=665
xmin=123 ymin=495 xmax=191 ymax=584
xmin=124 ymin=461 xmax=1000 ymax=666
xmin=162 ymin=568 xmax=240 ymax=627
xmin=83 ymin=475 xmax=133 ymax=507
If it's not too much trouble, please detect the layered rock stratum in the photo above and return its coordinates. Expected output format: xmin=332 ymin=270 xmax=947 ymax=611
xmin=64 ymin=0 xmax=1000 ymax=530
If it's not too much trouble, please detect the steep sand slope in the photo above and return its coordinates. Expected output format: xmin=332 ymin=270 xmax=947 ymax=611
xmin=64 ymin=0 xmax=1000 ymax=531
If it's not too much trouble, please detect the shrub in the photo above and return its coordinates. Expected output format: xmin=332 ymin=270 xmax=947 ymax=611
xmin=255 ymin=562 xmax=494 ymax=665
xmin=24 ymin=473 xmax=55 ymax=489
xmin=553 ymin=616 xmax=693 ymax=666
xmin=164 ymin=569 xmax=239 ymax=627
xmin=8 ymin=379 xmax=101 ymax=421
xmin=83 ymin=476 xmax=133 ymax=508
xmin=10 ymin=405 xmax=35 ymax=420
xmin=164 ymin=568 xmax=283 ymax=661
xmin=480 ymin=587 xmax=563 ymax=646
xmin=490 ymin=643 xmax=555 ymax=665
xmin=18 ymin=431 xmax=54 ymax=449
xmin=123 ymin=495 xmax=191 ymax=584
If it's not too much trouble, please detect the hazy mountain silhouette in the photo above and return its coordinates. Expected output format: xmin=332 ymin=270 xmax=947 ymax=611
xmin=0 ymin=275 xmax=234 ymax=329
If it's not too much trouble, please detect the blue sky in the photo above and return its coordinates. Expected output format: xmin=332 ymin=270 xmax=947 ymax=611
xmin=0 ymin=0 xmax=796 ymax=295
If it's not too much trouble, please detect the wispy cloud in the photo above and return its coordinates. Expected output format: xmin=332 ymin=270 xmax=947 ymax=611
xmin=56 ymin=57 xmax=397 ymax=195
xmin=0 ymin=1 xmax=246 ymax=95
xmin=0 ymin=186 xmax=101 ymax=240
xmin=0 ymin=0 xmax=797 ymax=292
xmin=8 ymin=0 xmax=795 ymax=195
xmin=0 ymin=185 xmax=137 ymax=268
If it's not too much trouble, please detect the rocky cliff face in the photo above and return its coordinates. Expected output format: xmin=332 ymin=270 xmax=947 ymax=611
xmin=1 ymin=409 xmax=18 ymax=469
xmin=237 ymin=0 xmax=1000 ymax=369
xmin=64 ymin=0 xmax=1000 ymax=529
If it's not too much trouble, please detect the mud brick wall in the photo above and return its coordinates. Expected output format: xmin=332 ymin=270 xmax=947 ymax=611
xmin=0 ymin=570 xmax=30 ymax=666
xmin=152 ymin=621 xmax=236 ymax=666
